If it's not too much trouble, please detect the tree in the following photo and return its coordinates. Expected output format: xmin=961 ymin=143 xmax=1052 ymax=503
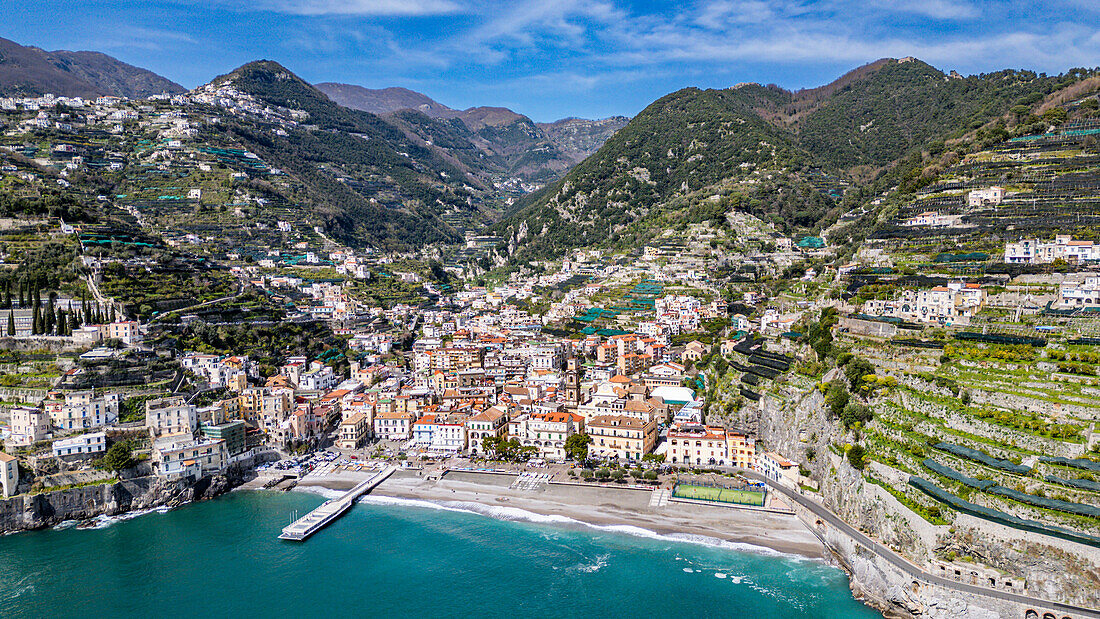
xmin=6 ymin=310 xmax=13 ymax=337
xmin=840 ymin=402 xmax=873 ymax=429
xmin=565 ymin=432 xmax=592 ymax=462
xmin=596 ymin=467 xmax=612 ymax=480
xmin=580 ymin=468 xmax=594 ymax=480
xmin=643 ymin=470 xmax=659 ymax=481
xmin=844 ymin=357 xmax=875 ymax=391
xmin=95 ymin=441 xmax=135 ymax=472
xmin=826 ymin=381 xmax=850 ymax=419
xmin=847 ymin=444 xmax=867 ymax=470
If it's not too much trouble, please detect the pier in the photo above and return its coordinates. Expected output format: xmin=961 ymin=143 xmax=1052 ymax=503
xmin=278 ymin=466 xmax=396 ymax=541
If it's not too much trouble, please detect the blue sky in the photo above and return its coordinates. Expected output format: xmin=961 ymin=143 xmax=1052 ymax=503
xmin=6 ymin=0 xmax=1100 ymax=121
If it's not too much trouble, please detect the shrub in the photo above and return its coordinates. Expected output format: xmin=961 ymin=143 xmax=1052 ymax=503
xmin=847 ymin=444 xmax=867 ymax=470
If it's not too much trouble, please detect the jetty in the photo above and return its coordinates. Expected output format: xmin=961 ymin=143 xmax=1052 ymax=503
xmin=278 ymin=465 xmax=396 ymax=541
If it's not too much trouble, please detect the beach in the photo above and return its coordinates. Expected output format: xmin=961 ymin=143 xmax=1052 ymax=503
xmin=295 ymin=468 xmax=828 ymax=560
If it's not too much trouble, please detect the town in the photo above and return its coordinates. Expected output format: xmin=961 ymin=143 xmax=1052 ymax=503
xmin=2 ymin=48 xmax=1100 ymax=619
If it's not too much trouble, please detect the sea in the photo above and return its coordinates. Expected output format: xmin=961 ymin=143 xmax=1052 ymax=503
xmin=0 ymin=490 xmax=882 ymax=618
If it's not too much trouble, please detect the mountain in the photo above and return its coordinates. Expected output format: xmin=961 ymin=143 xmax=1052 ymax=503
xmin=316 ymin=81 xmax=628 ymax=182
xmin=0 ymin=36 xmax=184 ymax=98
xmin=315 ymin=83 xmax=455 ymax=117
xmin=200 ymin=60 xmax=500 ymax=249
xmin=498 ymin=58 xmax=1090 ymax=262
xmin=537 ymin=117 xmax=631 ymax=163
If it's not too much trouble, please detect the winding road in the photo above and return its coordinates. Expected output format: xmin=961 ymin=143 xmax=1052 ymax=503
xmin=741 ymin=469 xmax=1100 ymax=618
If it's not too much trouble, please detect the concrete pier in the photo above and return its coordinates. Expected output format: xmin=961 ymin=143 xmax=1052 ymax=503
xmin=278 ymin=466 xmax=395 ymax=541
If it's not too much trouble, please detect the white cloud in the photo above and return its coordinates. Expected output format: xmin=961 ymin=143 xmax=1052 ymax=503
xmin=870 ymin=0 xmax=979 ymax=19
xmin=261 ymin=0 xmax=463 ymax=16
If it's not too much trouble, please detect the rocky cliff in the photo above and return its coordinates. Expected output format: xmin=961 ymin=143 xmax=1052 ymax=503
xmin=750 ymin=381 xmax=1100 ymax=615
xmin=0 ymin=472 xmax=241 ymax=533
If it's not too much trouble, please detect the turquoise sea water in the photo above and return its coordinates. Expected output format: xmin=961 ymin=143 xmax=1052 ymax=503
xmin=0 ymin=491 xmax=881 ymax=618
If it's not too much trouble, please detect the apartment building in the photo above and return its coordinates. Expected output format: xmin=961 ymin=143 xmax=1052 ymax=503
xmin=587 ymin=414 xmax=657 ymax=462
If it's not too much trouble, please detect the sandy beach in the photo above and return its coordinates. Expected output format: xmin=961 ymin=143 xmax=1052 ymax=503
xmin=295 ymin=469 xmax=828 ymax=559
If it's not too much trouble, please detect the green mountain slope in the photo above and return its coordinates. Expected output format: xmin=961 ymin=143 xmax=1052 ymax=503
xmin=204 ymin=61 xmax=498 ymax=248
xmin=498 ymin=59 xmax=1093 ymax=262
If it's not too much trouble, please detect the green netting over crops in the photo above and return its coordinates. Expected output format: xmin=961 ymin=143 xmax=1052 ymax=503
xmin=1041 ymin=456 xmax=1100 ymax=473
xmin=923 ymin=459 xmax=993 ymax=490
xmin=1046 ymin=475 xmax=1100 ymax=493
xmin=909 ymin=476 xmax=1100 ymax=548
xmin=934 ymin=442 xmax=1032 ymax=475
xmin=989 ymin=485 xmax=1100 ymax=518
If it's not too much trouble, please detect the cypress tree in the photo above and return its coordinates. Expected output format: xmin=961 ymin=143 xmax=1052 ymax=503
xmin=44 ymin=295 xmax=55 ymax=335
xmin=18 ymin=281 xmax=24 ymax=308
xmin=69 ymin=309 xmax=78 ymax=333
xmin=31 ymin=304 xmax=39 ymax=335
xmin=7 ymin=310 xmax=14 ymax=336
xmin=56 ymin=309 xmax=66 ymax=336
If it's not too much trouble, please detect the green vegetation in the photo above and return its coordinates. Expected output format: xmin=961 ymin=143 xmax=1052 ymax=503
xmin=94 ymin=440 xmax=136 ymax=472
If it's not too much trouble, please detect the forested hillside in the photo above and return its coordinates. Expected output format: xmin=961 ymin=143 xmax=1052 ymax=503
xmin=497 ymin=58 xmax=1097 ymax=263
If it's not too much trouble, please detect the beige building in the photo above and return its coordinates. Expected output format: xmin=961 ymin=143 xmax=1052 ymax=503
xmin=336 ymin=412 xmax=370 ymax=449
xmin=9 ymin=407 xmax=49 ymax=446
xmin=374 ymin=410 xmax=415 ymax=441
xmin=0 ymin=452 xmax=18 ymax=498
xmin=587 ymin=414 xmax=658 ymax=462
xmin=153 ymin=434 xmax=228 ymax=480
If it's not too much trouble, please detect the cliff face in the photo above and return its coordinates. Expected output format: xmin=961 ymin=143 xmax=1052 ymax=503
xmin=752 ymin=385 xmax=1100 ymax=613
xmin=0 ymin=473 xmax=239 ymax=533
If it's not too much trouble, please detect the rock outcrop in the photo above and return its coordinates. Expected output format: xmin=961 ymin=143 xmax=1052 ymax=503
xmin=0 ymin=472 xmax=243 ymax=533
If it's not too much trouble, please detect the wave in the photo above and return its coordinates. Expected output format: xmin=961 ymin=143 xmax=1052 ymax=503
xmin=354 ymin=493 xmax=808 ymax=561
xmin=293 ymin=486 xmax=345 ymax=500
xmin=66 ymin=505 xmax=176 ymax=531
xmin=577 ymin=554 xmax=609 ymax=573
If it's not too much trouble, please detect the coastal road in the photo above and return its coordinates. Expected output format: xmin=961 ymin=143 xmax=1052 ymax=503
xmin=741 ymin=470 xmax=1100 ymax=618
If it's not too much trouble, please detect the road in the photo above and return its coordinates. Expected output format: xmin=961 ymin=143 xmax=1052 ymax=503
xmin=741 ymin=469 xmax=1100 ymax=618
xmin=147 ymin=282 xmax=245 ymax=324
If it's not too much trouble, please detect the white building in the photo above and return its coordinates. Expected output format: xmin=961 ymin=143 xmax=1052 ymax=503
xmin=862 ymin=282 xmax=985 ymax=326
xmin=756 ymin=451 xmax=798 ymax=486
xmin=967 ymin=186 xmax=1003 ymax=207
xmin=902 ymin=211 xmax=963 ymax=228
xmin=153 ymin=434 xmax=228 ymax=480
xmin=46 ymin=391 xmax=120 ymax=431
xmin=1005 ymin=235 xmax=1100 ymax=264
xmin=53 ymin=432 xmax=107 ymax=458
xmin=0 ymin=452 xmax=18 ymax=497
xmin=1058 ymin=275 xmax=1100 ymax=308
xmin=146 ymin=396 xmax=199 ymax=437
xmin=298 ymin=361 xmax=340 ymax=391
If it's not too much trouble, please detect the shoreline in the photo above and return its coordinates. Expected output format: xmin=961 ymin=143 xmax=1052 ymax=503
xmin=293 ymin=469 xmax=828 ymax=561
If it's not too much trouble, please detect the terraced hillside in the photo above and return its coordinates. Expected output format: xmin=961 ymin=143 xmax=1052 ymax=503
xmin=498 ymin=59 xmax=1094 ymax=264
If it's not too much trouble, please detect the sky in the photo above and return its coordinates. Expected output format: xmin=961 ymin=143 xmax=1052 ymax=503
xmin=5 ymin=0 xmax=1100 ymax=121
